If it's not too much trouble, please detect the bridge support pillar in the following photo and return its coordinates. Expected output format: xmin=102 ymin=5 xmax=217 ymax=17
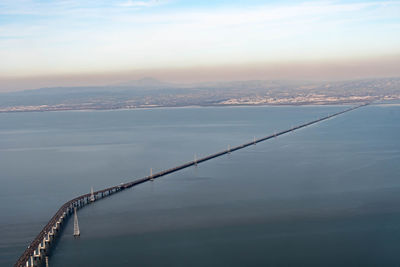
xmin=39 ymin=239 xmax=47 ymax=257
xmin=44 ymin=233 xmax=51 ymax=246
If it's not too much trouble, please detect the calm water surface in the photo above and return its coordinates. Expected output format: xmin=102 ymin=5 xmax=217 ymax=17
xmin=1 ymin=105 xmax=399 ymax=266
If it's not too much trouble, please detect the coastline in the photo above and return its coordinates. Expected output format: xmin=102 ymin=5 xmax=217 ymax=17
xmin=0 ymin=101 xmax=369 ymax=114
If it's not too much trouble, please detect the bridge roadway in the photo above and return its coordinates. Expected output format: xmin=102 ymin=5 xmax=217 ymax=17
xmin=15 ymin=103 xmax=368 ymax=267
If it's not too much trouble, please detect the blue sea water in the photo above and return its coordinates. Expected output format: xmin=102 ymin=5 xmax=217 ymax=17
xmin=0 ymin=105 xmax=399 ymax=266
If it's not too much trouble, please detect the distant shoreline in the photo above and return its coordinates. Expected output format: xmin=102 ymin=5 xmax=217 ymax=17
xmin=0 ymin=101 xmax=374 ymax=114
xmin=1 ymin=77 xmax=398 ymax=114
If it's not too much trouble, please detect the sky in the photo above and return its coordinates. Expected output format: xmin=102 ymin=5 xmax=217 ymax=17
xmin=0 ymin=0 xmax=400 ymax=91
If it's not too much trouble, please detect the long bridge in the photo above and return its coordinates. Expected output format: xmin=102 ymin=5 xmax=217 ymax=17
xmin=15 ymin=103 xmax=368 ymax=267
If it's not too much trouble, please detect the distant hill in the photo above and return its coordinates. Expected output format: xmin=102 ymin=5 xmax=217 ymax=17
xmin=0 ymin=77 xmax=399 ymax=112
xmin=112 ymin=77 xmax=173 ymax=87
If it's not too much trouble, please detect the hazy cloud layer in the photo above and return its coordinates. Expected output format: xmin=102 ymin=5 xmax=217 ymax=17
xmin=1 ymin=55 xmax=399 ymax=92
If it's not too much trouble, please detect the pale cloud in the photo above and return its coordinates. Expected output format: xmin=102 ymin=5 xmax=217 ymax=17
xmin=118 ymin=0 xmax=161 ymax=8
xmin=0 ymin=1 xmax=399 ymax=79
xmin=118 ymin=1 xmax=397 ymax=24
